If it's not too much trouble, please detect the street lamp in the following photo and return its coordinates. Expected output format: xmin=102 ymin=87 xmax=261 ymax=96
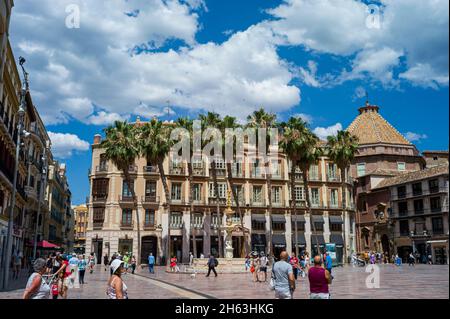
xmin=1 ymin=57 xmax=29 ymax=290
xmin=33 ymin=141 xmax=50 ymax=260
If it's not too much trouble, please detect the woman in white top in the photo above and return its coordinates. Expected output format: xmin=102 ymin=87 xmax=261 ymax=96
xmin=107 ymin=259 xmax=128 ymax=299
xmin=23 ymin=258 xmax=51 ymax=299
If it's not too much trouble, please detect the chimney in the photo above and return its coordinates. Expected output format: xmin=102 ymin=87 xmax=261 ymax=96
xmin=93 ymin=134 xmax=102 ymax=145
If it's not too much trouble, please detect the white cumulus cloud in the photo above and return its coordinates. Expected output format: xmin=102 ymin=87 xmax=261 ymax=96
xmin=313 ymin=123 xmax=343 ymax=140
xmin=404 ymin=132 xmax=428 ymax=142
xmin=48 ymin=132 xmax=90 ymax=159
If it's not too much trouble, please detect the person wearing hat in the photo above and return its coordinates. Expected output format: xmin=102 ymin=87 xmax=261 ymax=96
xmin=107 ymin=259 xmax=128 ymax=299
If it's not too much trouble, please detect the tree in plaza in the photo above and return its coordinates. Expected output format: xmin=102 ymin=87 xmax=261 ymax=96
xmin=246 ymin=108 xmax=278 ymax=257
xmin=138 ymin=118 xmax=174 ymax=267
xmin=326 ymin=130 xmax=359 ymax=258
xmin=102 ymin=121 xmax=141 ymax=264
xmin=280 ymin=117 xmax=323 ymax=257
xmin=176 ymin=117 xmax=198 ymax=258
xmin=199 ymin=112 xmax=223 ymax=258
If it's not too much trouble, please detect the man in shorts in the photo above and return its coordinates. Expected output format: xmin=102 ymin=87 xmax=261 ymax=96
xmin=259 ymin=252 xmax=269 ymax=282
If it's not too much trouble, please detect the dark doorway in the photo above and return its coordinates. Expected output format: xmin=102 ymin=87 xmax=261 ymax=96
xmin=92 ymin=239 xmax=103 ymax=264
xmin=434 ymin=247 xmax=447 ymax=265
xmin=190 ymin=236 xmax=204 ymax=258
xmin=141 ymin=236 xmax=158 ymax=264
xmin=210 ymin=236 xmax=220 ymax=257
xmin=170 ymin=236 xmax=183 ymax=262
xmin=381 ymin=234 xmax=390 ymax=256
xmin=232 ymin=236 xmax=244 ymax=258
xmin=397 ymin=246 xmax=412 ymax=263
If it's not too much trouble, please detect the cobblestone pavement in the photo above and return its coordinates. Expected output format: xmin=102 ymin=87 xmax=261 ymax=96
xmin=137 ymin=264 xmax=449 ymax=299
xmin=0 ymin=264 xmax=448 ymax=299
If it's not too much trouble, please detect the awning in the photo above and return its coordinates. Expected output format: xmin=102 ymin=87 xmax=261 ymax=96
xmin=311 ymin=215 xmax=324 ymax=223
xmin=329 ymin=215 xmax=343 ymax=224
xmin=292 ymin=233 xmax=306 ymax=246
xmin=272 ymin=234 xmax=286 ymax=247
xmin=330 ymin=234 xmax=344 ymax=246
xmin=311 ymin=235 xmax=325 ymax=245
xmin=271 ymin=215 xmax=286 ymax=223
xmin=252 ymin=214 xmax=266 ymax=222
xmin=252 ymin=234 xmax=266 ymax=245
xmin=426 ymin=240 xmax=448 ymax=244
xmin=27 ymin=240 xmax=61 ymax=249
xmin=291 ymin=215 xmax=306 ymax=223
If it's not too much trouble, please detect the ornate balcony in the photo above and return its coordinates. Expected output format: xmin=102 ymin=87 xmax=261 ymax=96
xmin=141 ymin=195 xmax=160 ymax=205
xmin=143 ymin=165 xmax=159 ymax=175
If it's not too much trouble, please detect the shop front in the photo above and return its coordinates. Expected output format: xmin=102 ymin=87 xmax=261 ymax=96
xmin=330 ymin=234 xmax=344 ymax=264
xmin=427 ymin=240 xmax=448 ymax=265
xmin=311 ymin=235 xmax=325 ymax=257
xmin=251 ymin=233 xmax=266 ymax=254
xmin=292 ymin=233 xmax=306 ymax=256
xmin=272 ymin=234 xmax=286 ymax=259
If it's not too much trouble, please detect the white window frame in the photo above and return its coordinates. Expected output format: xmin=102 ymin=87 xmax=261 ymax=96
xmin=357 ymin=163 xmax=366 ymax=177
xmin=271 ymin=186 xmax=281 ymax=203
xmin=209 ymin=183 xmax=227 ymax=198
xmin=397 ymin=162 xmax=406 ymax=171
xmin=253 ymin=186 xmax=263 ymax=203
xmin=171 ymin=183 xmax=182 ymax=201
xmin=311 ymin=188 xmax=320 ymax=206
xmin=294 ymin=186 xmax=305 ymax=201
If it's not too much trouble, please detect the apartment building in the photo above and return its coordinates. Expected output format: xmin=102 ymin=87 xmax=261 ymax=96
xmin=348 ymin=103 xmax=425 ymax=254
xmin=86 ymin=128 xmax=356 ymax=265
xmin=73 ymin=204 xmax=88 ymax=253
xmin=373 ymin=164 xmax=449 ymax=264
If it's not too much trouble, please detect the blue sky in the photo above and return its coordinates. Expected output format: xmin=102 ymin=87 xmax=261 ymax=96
xmin=8 ymin=0 xmax=449 ymax=205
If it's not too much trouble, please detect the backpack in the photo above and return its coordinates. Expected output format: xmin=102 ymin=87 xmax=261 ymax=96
xmin=214 ymin=258 xmax=219 ymax=267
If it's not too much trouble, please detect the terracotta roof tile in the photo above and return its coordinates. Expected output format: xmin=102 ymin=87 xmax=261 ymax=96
xmin=373 ymin=164 xmax=449 ymax=189
xmin=347 ymin=105 xmax=411 ymax=146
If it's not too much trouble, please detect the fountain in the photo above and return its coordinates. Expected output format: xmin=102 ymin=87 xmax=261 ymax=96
xmin=190 ymin=189 xmax=249 ymax=273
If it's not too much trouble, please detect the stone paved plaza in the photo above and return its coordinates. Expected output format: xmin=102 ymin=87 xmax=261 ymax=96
xmin=0 ymin=264 xmax=448 ymax=299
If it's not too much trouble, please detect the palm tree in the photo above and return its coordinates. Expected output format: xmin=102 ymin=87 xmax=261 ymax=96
xmin=280 ymin=117 xmax=322 ymax=257
xmin=102 ymin=121 xmax=141 ymax=264
xmin=246 ymin=108 xmax=277 ymax=257
xmin=221 ymin=115 xmax=247 ymax=257
xmin=176 ymin=117 xmax=198 ymax=258
xmin=199 ymin=112 xmax=223 ymax=257
xmin=137 ymin=118 xmax=174 ymax=267
xmin=327 ymin=130 xmax=359 ymax=260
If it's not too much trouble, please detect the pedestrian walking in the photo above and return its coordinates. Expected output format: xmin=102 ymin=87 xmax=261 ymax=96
xmin=103 ymin=254 xmax=109 ymax=271
xmin=245 ymin=255 xmax=251 ymax=271
xmin=125 ymin=254 xmax=132 ymax=272
xmin=251 ymin=254 xmax=260 ymax=282
xmin=308 ymin=255 xmax=332 ymax=299
xmin=12 ymin=250 xmax=22 ymax=280
xmin=54 ymin=255 xmax=70 ymax=299
xmin=107 ymin=259 xmax=128 ymax=299
xmin=206 ymin=255 xmax=218 ymax=277
xmin=259 ymin=253 xmax=269 ymax=282
xmin=23 ymin=258 xmax=51 ymax=299
xmin=148 ymin=253 xmax=155 ymax=274
xmin=109 ymin=253 xmax=117 ymax=276
xmin=408 ymin=253 xmax=415 ymax=266
xmin=325 ymin=252 xmax=333 ymax=278
xmin=189 ymin=252 xmax=194 ymax=266
xmin=78 ymin=255 xmax=87 ymax=284
xmin=88 ymin=253 xmax=95 ymax=274
xmin=130 ymin=255 xmax=137 ymax=274
xmin=289 ymin=252 xmax=299 ymax=280
xmin=271 ymin=251 xmax=295 ymax=299
xmin=51 ymin=277 xmax=60 ymax=300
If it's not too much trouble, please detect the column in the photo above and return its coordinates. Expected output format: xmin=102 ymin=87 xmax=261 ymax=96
xmin=286 ymin=213 xmax=292 ymax=254
xmin=323 ymin=211 xmax=330 ymax=243
xmin=203 ymin=210 xmax=211 ymax=256
xmin=161 ymin=209 xmax=169 ymax=263
xmin=182 ymin=210 xmax=191 ymax=263
xmin=265 ymin=212 xmax=271 ymax=255
xmin=305 ymin=214 xmax=312 ymax=255
xmin=244 ymin=209 xmax=252 ymax=254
